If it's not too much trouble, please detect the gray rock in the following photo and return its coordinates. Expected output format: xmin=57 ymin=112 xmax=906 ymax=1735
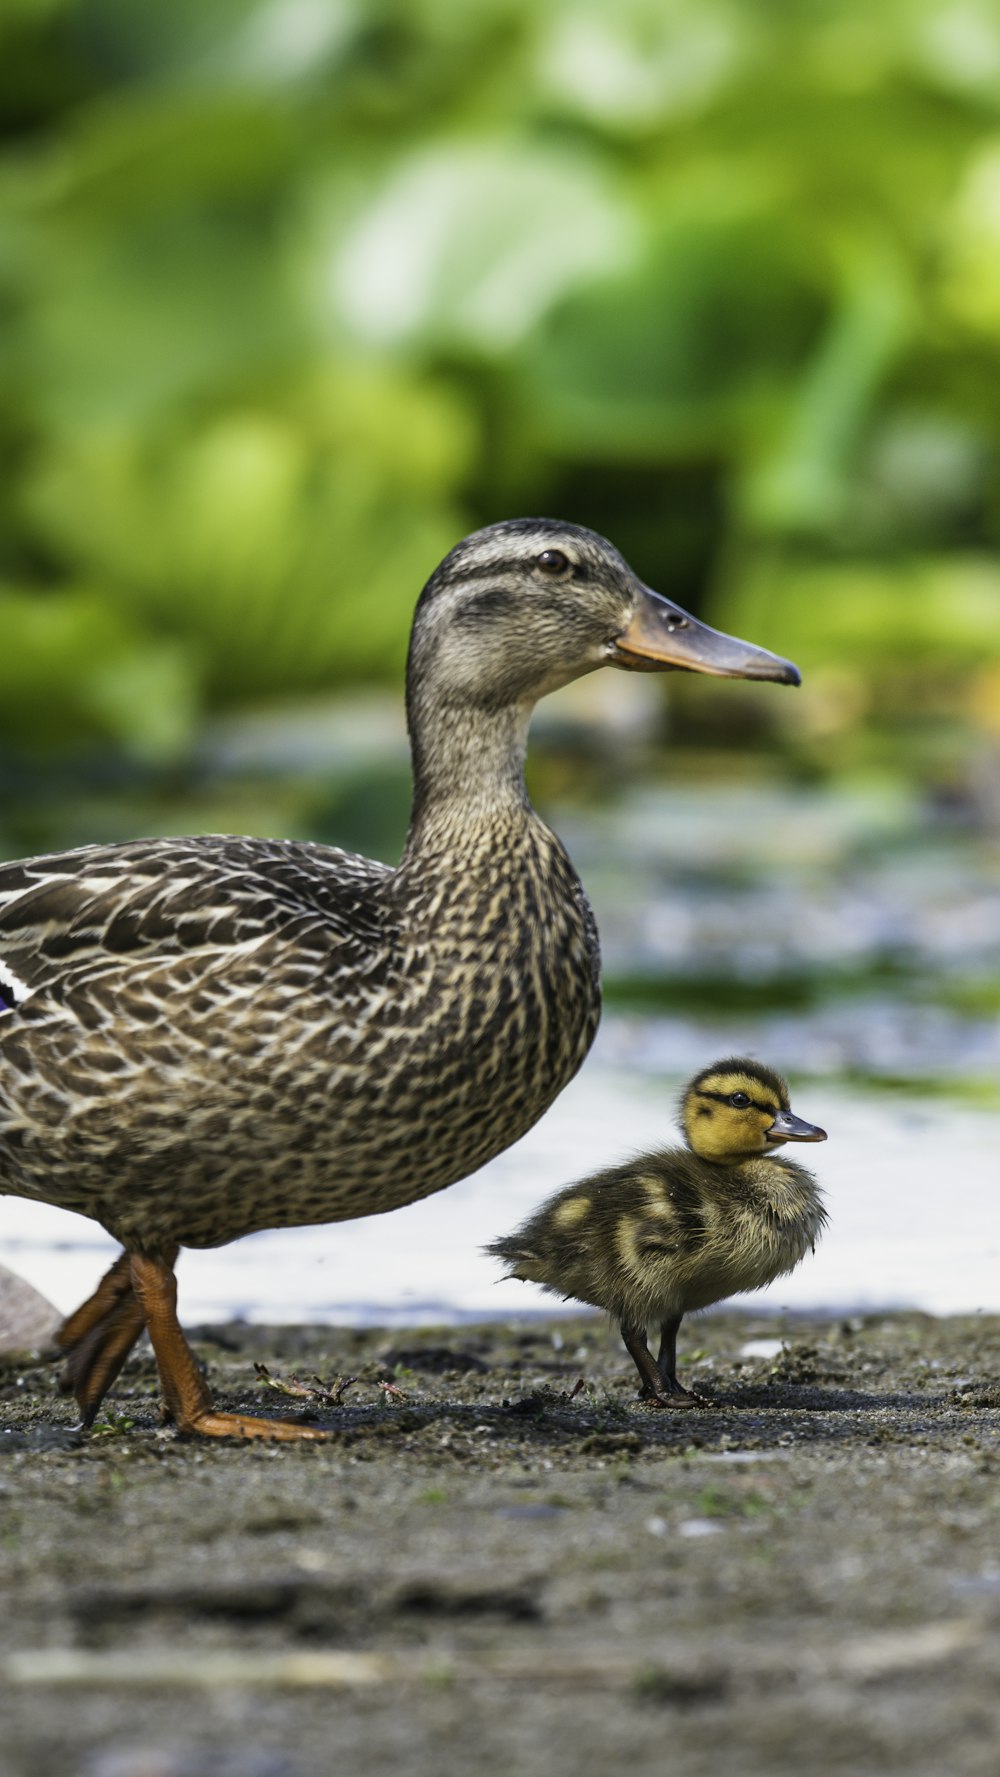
xmin=0 ymin=1261 xmax=60 ymax=1353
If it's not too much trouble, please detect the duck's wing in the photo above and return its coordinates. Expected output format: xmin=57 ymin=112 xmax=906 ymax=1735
xmin=0 ymin=836 xmax=392 ymax=1008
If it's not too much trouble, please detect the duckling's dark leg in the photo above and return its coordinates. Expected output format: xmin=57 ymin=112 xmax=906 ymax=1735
xmin=127 ymin=1253 xmax=330 ymax=1442
xmin=656 ymin=1315 xmax=705 ymax=1404
xmin=620 ymin=1318 xmax=700 ymax=1410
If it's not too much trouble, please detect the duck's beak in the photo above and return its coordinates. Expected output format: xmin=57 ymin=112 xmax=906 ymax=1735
xmin=766 ymin=1108 xmax=828 ymax=1144
xmin=611 ymin=585 xmax=801 ymax=686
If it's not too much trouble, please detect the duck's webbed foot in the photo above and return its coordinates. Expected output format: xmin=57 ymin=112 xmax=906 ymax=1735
xmin=55 ymin=1250 xmax=155 ymax=1427
xmin=128 ymin=1254 xmax=330 ymax=1442
xmin=176 ymin=1409 xmax=331 ymax=1442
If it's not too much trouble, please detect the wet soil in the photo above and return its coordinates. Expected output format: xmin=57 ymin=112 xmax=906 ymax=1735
xmin=3 ymin=1310 xmax=1000 ymax=1777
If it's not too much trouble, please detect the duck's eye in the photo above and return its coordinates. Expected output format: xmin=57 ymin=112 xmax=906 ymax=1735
xmin=535 ymin=549 xmax=571 ymax=577
xmin=729 ymin=1092 xmax=751 ymax=1109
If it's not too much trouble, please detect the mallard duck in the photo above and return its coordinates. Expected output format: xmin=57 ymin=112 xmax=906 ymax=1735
xmin=0 ymin=521 xmax=799 ymax=1440
xmin=488 ymin=1057 xmax=827 ymax=1407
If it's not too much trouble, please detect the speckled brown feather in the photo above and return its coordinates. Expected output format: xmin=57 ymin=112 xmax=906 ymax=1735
xmin=0 ymin=817 xmax=598 ymax=1251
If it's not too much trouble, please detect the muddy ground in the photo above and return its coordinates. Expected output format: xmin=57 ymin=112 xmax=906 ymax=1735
xmin=3 ymin=1309 xmax=1000 ymax=1777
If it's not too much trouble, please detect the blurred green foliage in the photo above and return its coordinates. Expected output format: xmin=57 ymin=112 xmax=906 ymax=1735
xmin=2 ymin=0 xmax=1000 ymax=779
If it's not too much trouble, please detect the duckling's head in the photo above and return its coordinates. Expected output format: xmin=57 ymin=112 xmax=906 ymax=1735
xmin=681 ymin=1058 xmax=827 ymax=1163
xmin=407 ymin=519 xmax=800 ymax=725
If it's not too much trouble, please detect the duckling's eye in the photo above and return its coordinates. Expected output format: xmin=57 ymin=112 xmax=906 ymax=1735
xmin=729 ymin=1092 xmax=751 ymax=1109
xmin=535 ymin=549 xmax=571 ymax=577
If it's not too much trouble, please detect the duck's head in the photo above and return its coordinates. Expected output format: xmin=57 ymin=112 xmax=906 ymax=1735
xmin=681 ymin=1058 xmax=827 ymax=1163
xmin=407 ymin=519 xmax=800 ymax=720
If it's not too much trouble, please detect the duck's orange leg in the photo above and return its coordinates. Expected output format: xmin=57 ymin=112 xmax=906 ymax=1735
xmin=56 ymin=1251 xmax=133 ymax=1350
xmin=127 ymin=1253 xmax=329 ymax=1442
xmin=56 ymin=1251 xmax=152 ymax=1426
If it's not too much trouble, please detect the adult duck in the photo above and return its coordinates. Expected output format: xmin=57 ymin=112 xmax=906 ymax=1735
xmin=0 ymin=519 xmax=799 ymax=1439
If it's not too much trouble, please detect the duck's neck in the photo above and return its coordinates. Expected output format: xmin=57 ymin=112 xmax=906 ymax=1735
xmin=400 ymin=696 xmax=536 ymax=863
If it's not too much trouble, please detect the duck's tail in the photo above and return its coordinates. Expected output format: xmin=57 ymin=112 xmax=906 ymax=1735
xmin=483 ymin=1232 xmax=535 ymax=1274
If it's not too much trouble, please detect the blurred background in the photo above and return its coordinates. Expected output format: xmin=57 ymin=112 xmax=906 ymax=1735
xmin=2 ymin=0 xmax=1000 ymax=1324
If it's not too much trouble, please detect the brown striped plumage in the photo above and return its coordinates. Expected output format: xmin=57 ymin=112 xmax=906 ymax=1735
xmin=489 ymin=1058 xmax=828 ymax=1407
xmin=0 ymin=821 xmax=597 ymax=1249
xmin=0 ymin=519 xmax=800 ymax=1436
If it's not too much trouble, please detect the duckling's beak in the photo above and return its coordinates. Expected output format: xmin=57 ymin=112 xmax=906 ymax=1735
xmin=612 ymin=585 xmax=801 ymax=686
xmin=766 ymin=1109 xmax=828 ymax=1144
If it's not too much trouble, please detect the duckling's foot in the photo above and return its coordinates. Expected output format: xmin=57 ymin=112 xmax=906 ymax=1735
xmin=641 ymin=1387 xmax=708 ymax=1410
xmin=621 ymin=1318 xmax=706 ymax=1408
xmin=127 ymin=1252 xmax=331 ymax=1443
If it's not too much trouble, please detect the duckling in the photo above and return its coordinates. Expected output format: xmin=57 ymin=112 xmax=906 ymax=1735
xmin=488 ymin=1058 xmax=827 ymax=1407
xmin=0 ymin=522 xmax=799 ymax=1440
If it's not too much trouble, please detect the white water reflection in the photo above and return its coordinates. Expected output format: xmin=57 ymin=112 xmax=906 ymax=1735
xmin=5 ymin=1020 xmax=999 ymax=1325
